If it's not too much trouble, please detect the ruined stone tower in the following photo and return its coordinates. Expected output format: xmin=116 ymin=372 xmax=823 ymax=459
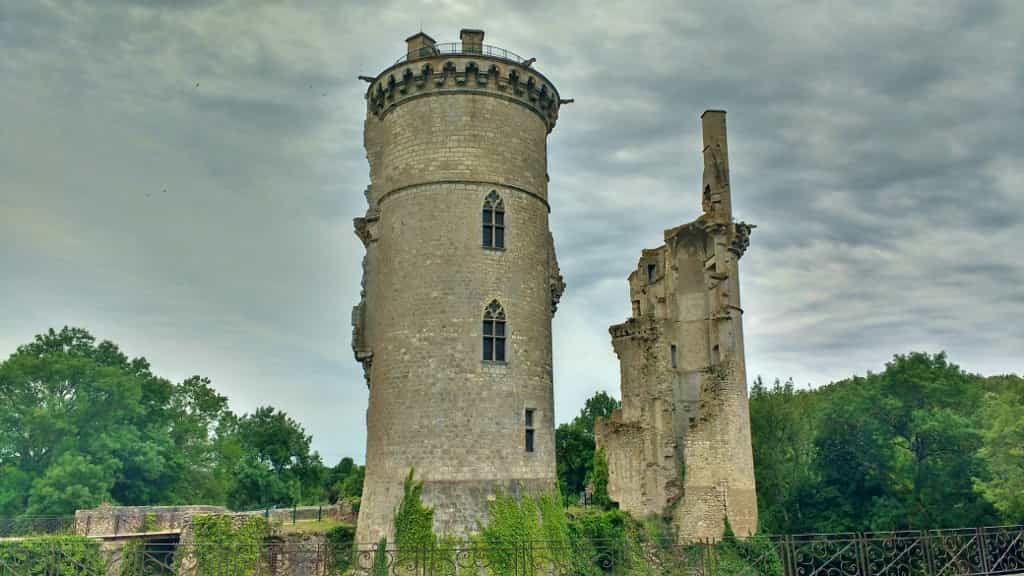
xmin=595 ymin=111 xmax=757 ymax=541
xmin=352 ymin=29 xmax=565 ymax=543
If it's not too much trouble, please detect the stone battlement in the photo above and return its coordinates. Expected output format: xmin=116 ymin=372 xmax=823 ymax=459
xmin=366 ymin=55 xmax=562 ymax=132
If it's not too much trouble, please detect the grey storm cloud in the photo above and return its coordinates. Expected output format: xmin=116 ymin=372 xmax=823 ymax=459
xmin=1 ymin=0 xmax=1021 ymax=463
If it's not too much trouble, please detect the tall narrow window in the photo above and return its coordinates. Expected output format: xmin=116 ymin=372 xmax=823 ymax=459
xmin=483 ymin=300 xmax=507 ymax=362
xmin=647 ymin=263 xmax=657 ymax=283
xmin=525 ymin=409 xmax=536 ymax=453
xmin=671 ymin=344 xmax=678 ymax=369
xmin=482 ymin=191 xmax=505 ymax=249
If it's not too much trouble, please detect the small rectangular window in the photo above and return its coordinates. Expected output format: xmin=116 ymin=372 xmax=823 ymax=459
xmin=647 ymin=263 xmax=656 ymax=283
xmin=671 ymin=344 xmax=678 ymax=369
xmin=495 ymin=338 xmax=506 ymax=362
xmin=525 ymin=409 xmax=534 ymax=427
xmin=483 ymin=337 xmax=493 ymax=361
xmin=525 ymin=429 xmax=535 ymax=452
xmin=495 ymin=226 xmax=505 ymax=249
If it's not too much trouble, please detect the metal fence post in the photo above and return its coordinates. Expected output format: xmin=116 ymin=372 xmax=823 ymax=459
xmin=856 ymin=532 xmax=868 ymax=576
xmin=977 ymin=526 xmax=990 ymax=574
xmin=923 ymin=529 xmax=936 ymax=576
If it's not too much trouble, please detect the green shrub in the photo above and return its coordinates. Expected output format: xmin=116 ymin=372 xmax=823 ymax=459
xmin=370 ymin=536 xmax=389 ymax=576
xmin=591 ymin=448 xmax=613 ymax=509
xmin=0 ymin=536 xmax=105 ymax=574
xmin=476 ymin=491 xmax=573 ymax=576
xmin=325 ymin=523 xmax=356 ymax=573
xmin=393 ymin=469 xmax=437 ymax=563
xmin=708 ymin=517 xmax=784 ymax=576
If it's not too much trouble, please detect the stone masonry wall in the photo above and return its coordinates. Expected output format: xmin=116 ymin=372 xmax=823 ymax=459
xmin=354 ymin=30 xmax=563 ymax=544
xmin=596 ymin=111 xmax=757 ymax=542
xmin=74 ymin=505 xmax=227 ymax=536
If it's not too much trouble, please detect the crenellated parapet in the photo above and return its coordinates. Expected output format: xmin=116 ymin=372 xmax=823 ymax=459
xmin=366 ymin=56 xmax=561 ymax=132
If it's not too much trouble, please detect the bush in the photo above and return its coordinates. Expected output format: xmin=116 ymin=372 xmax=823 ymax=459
xmin=476 ymin=491 xmax=572 ymax=576
xmin=393 ymin=470 xmax=437 ymax=562
xmin=183 ymin=514 xmax=269 ymax=576
xmin=709 ymin=518 xmax=784 ymax=576
xmin=0 ymin=536 xmax=105 ymax=574
xmin=325 ymin=523 xmax=356 ymax=573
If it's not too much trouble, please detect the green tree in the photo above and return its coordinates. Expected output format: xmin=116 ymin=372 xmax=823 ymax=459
xmin=26 ymin=453 xmax=114 ymax=514
xmin=0 ymin=326 xmax=343 ymax=516
xmin=749 ymin=377 xmax=820 ymax=533
xmin=975 ymin=380 xmax=1024 ymax=522
xmin=556 ymin=391 xmax=620 ymax=498
xmin=590 ymin=448 xmax=611 ymax=509
xmin=752 ymin=352 xmax=1001 ymax=532
xmin=225 ymin=406 xmax=324 ymax=509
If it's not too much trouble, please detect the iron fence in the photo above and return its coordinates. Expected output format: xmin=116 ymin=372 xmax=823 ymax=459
xmin=0 ymin=523 xmax=1021 ymax=575
xmin=0 ymin=516 xmax=75 ymax=538
xmin=395 ymin=43 xmax=527 ymax=65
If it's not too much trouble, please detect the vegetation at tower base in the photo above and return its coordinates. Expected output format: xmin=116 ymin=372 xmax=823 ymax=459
xmin=0 ymin=535 xmax=104 ymax=574
xmin=370 ymin=536 xmax=389 ymax=576
xmin=392 ymin=469 xmax=437 ymax=563
xmin=709 ymin=517 xmax=783 ymax=576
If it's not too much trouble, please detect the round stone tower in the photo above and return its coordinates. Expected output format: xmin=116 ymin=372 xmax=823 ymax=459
xmin=351 ymin=29 xmax=566 ymax=543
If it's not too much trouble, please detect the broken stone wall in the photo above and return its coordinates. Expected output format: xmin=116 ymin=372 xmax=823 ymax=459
xmin=596 ymin=110 xmax=757 ymax=542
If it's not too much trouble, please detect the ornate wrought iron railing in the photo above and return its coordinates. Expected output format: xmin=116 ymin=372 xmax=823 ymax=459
xmin=395 ymin=43 xmax=528 ymax=65
xmin=0 ymin=523 xmax=1021 ymax=575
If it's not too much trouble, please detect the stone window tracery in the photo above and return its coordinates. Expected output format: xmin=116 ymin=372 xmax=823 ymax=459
xmin=482 ymin=191 xmax=505 ymax=249
xmin=483 ymin=300 xmax=507 ymax=362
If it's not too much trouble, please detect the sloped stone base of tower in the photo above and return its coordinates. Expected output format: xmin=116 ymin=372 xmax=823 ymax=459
xmin=356 ymin=477 xmax=555 ymax=544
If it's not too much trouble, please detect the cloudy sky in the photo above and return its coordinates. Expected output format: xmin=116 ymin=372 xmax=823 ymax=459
xmin=2 ymin=1 xmax=1021 ymax=463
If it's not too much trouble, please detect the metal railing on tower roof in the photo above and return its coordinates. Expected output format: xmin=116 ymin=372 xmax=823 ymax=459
xmin=395 ymin=42 xmax=527 ymax=65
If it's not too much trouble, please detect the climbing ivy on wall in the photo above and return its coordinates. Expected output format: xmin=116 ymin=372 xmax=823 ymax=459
xmin=393 ymin=469 xmax=436 ymax=560
xmin=477 ymin=491 xmax=572 ymax=575
xmin=181 ymin=514 xmax=269 ymax=576
xmin=0 ymin=536 xmax=105 ymax=574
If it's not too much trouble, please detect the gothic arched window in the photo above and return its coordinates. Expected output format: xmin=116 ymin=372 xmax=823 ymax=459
xmin=482 ymin=191 xmax=505 ymax=249
xmin=483 ymin=300 xmax=507 ymax=362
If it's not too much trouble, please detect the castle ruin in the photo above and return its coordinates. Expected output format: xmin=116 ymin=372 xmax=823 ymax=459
xmin=595 ymin=111 xmax=758 ymax=541
xmin=352 ymin=29 xmax=566 ymax=543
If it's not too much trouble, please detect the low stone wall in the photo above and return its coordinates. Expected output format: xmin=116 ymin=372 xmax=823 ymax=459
xmin=246 ymin=502 xmax=352 ymax=526
xmin=74 ymin=505 xmax=228 ymax=536
xmin=265 ymin=534 xmax=332 ymax=576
